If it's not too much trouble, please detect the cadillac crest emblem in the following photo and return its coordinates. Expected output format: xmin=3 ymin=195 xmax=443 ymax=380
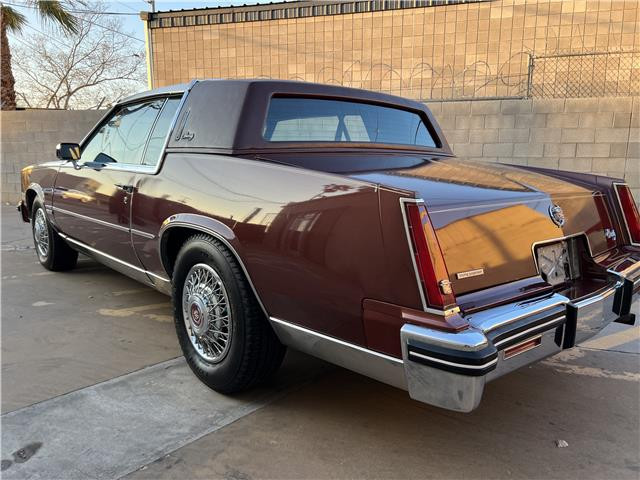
xmin=548 ymin=204 xmax=566 ymax=227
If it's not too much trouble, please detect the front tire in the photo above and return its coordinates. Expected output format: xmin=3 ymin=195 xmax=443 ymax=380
xmin=173 ymin=234 xmax=286 ymax=393
xmin=31 ymin=202 xmax=78 ymax=271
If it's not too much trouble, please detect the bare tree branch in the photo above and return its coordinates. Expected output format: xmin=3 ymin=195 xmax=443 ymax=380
xmin=12 ymin=4 xmax=146 ymax=110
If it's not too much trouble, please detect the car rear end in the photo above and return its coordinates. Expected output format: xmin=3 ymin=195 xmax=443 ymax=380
xmin=379 ymin=168 xmax=640 ymax=412
xmin=253 ymin=85 xmax=638 ymax=411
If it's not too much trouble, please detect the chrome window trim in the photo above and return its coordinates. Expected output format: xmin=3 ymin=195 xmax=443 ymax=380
xmin=612 ymin=182 xmax=640 ymax=247
xmin=159 ymin=217 xmax=269 ymax=317
xmin=67 ymin=81 xmax=198 ymax=176
xmin=77 ymin=96 xmax=167 ymax=165
xmin=58 ymin=162 xmax=158 ymax=175
xmin=138 ymin=97 xmax=169 ymax=168
xmin=71 ymin=99 xmax=163 ymax=172
xmin=53 ymin=206 xmax=130 ymax=233
xmin=117 ymin=84 xmax=188 ymax=105
xmin=151 ymin=79 xmax=198 ymax=175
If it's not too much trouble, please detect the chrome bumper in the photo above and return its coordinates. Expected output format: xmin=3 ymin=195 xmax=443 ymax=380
xmin=400 ymin=262 xmax=640 ymax=412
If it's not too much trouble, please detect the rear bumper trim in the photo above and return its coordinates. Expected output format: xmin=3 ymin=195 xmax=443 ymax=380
xmin=493 ymin=316 xmax=565 ymax=349
xmin=401 ymin=259 xmax=640 ymax=412
xmin=408 ymin=349 xmax=498 ymax=376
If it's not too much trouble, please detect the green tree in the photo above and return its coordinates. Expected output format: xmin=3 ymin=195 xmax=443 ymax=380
xmin=1 ymin=1 xmax=77 ymax=110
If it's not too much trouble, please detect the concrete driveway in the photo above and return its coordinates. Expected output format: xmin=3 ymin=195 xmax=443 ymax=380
xmin=2 ymin=205 xmax=639 ymax=479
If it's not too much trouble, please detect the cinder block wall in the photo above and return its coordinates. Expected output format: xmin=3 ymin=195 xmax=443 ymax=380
xmin=1 ymin=110 xmax=104 ymax=203
xmin=1 ymin=98 xmax=638 ymax=205
xmin=426 ymin=96 xmax=639 ymax=201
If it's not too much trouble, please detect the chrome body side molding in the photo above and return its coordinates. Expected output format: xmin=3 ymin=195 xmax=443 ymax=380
xmin=53 ymin=206 xmax=130 ymax=233
xmin=59 ymin=234 xmax=172 ymax=295
xmin=268 ymin=317 xmax=407 ymax=390
xmin=131 ymin=228 xmax=156 ymax=240
xmin=51 ymin=206 xmax=156 ymax=239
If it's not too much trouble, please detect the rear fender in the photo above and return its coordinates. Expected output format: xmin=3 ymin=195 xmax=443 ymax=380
xmin=158 ymin=213 xmax=269 ymax=317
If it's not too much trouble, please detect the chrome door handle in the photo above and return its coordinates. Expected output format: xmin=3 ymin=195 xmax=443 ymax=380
xmin=115 ymin=184 xmax=135 ymax=194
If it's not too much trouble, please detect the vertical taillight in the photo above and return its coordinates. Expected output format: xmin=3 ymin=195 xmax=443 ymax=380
xmin=404 ymin=202 xmax=456 ymax=310
xmin=615 ymin=184 xmax=640 ymax=245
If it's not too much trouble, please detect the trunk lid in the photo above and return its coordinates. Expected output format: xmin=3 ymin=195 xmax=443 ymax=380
xmin=350 ymin=158 xmax=614 ymax=295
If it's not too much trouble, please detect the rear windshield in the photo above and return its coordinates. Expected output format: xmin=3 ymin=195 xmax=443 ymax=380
xmin=263 ymin=97 xmax=437 ymax=148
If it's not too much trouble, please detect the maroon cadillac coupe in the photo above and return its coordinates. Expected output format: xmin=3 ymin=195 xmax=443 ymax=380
xmin=18 ymin=80 xmax=640 ymax=412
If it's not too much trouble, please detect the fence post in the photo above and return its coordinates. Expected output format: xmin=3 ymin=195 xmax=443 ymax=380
xmin=526 ymin=53 xmax=535 ymax=98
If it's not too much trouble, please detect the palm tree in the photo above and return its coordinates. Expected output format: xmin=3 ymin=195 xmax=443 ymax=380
xmin=1 ymin=1 xmax=77 ymax=110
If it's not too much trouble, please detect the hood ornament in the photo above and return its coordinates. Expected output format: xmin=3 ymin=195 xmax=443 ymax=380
xmin=548 ymin=204 xmax=566 ymax=227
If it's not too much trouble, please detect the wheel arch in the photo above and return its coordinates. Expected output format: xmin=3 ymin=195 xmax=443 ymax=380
xmin=25 ymin=183 xmax=45 ymax=220
xmin=159 ymin=214 xmax=269 ymax=317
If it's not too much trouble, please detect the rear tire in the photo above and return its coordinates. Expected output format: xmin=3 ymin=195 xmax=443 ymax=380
xmin=31 ymin=202 xmax=78 ymax=271
xmin=172 ymin=233 xmax=286 ymax=393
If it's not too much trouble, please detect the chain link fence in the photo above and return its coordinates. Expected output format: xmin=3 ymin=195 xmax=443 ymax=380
xmin=527 ymin=51 xmax=640 ymax=99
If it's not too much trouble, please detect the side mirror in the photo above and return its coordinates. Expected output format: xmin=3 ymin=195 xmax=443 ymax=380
xmin=56 ymin=143 xmax=81 ymax=161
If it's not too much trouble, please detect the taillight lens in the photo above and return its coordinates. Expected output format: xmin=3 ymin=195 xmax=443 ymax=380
xmin=405 ymin=202 xmax=456 ymax=310
xmin=615 ymin=184 xmax=640 ymax=245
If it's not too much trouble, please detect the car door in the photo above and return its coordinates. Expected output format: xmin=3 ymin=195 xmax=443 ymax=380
xmin=52 ymin=98 xmax=165 ymax=269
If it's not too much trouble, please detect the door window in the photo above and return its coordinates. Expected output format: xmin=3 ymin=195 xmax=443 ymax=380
xmin=142 ymin=97 xmax=181 ymax=166
xmin=81 ymin=99 xmax=164 ymax=165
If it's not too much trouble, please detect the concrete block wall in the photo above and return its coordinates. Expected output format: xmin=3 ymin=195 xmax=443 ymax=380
xmin=425 ymin=96 xmax=640 ymax=202
xmin=1 ymin=110 xmax=104 ymax=203
xmin=0 ymin=99 xmax=638 ymax=205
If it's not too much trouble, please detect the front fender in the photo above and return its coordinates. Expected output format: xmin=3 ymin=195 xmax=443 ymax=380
xmin=21 ymin=181 xmax=46 ymax=221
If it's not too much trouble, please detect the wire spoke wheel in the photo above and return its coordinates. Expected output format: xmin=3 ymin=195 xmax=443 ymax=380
xmin=182 ymin=263 xmax=232 ymax=363
xmin=33 ymin=208 xmax=50 ymax=259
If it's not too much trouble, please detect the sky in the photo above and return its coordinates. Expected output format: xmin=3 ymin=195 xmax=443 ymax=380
xmin=15 ymin=0 xmax=294 ymax=44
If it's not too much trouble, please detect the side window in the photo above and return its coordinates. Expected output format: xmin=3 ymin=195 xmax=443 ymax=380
xmin=80 ymin=99 xmax=164 ymax=165
xmin=142 ymin=97 xmax=181 ymax=166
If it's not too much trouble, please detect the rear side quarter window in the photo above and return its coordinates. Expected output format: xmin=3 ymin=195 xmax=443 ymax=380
xmin=142 ymin=97 xmax=181 ymax=166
